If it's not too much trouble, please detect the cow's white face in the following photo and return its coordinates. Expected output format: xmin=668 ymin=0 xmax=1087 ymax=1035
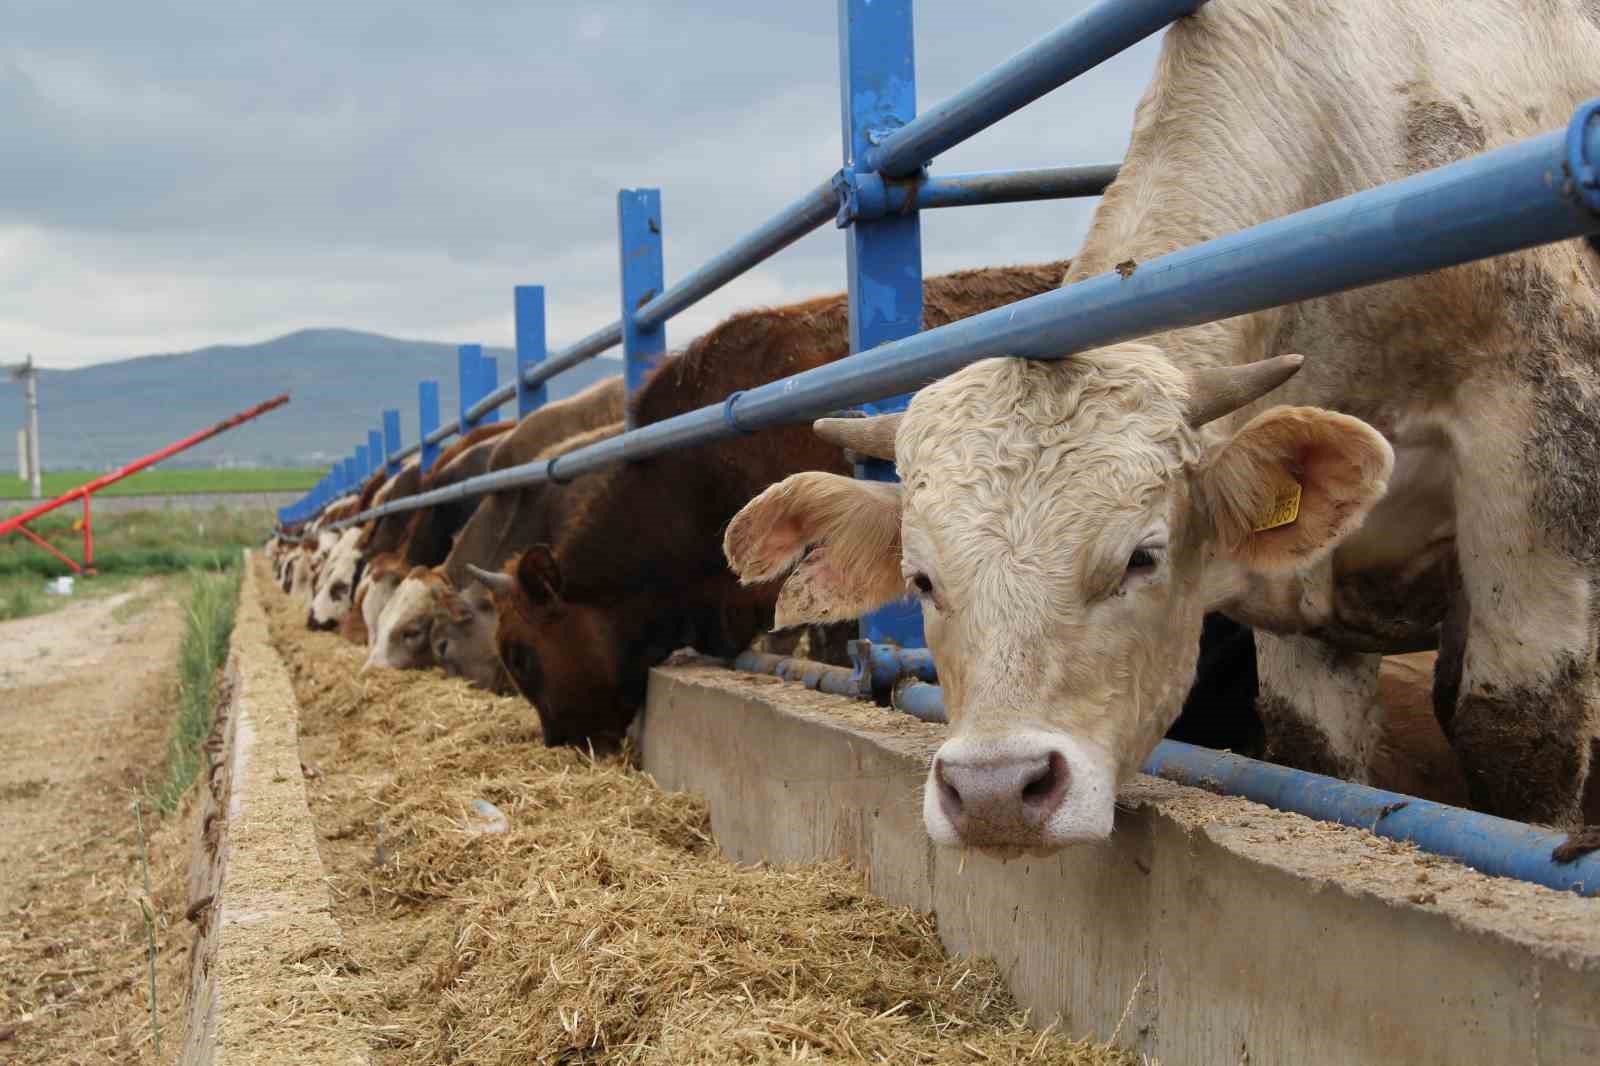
xmin=363 ymin=571 xmax=441 ymax=672
xmin=309 ymin=528 xmax=363 ymax=629
xmin=360 ymin=567 xmax=405 ymax=648
xmin=725 ymin=349 xmax=1392 ymax=856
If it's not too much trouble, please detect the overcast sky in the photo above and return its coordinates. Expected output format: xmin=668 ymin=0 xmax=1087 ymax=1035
xmin=1 ymin=1 xmax=1162 ymax=369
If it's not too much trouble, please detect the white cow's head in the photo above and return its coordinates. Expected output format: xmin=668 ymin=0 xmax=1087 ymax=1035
xmin=308 ymin=528 xmax=364 ymax=630
xmin=725 ymin=348 xmax=1392 ymax=855
xmin=362 ymin=568 xmax=445 ymax=672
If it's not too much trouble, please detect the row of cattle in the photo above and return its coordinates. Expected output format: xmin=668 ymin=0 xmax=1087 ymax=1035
xmin=274 ymin=0 xmax=1600 ymax=858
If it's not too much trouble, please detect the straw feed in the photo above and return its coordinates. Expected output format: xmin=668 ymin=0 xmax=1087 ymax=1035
xmin=257 ymin=557 xmax=1142 ymax=1064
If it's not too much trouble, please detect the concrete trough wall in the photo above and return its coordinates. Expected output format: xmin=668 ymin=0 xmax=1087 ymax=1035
xmin=640 ymin=664 xmax=1600 ymax=1065
xmin=180 ymin=556 xmax=370 ymax=1066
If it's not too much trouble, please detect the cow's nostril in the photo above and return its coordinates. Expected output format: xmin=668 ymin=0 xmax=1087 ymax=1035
xmin=934 ymin=757 xmax=963 ymax=812
xmin=1021 ymin=751 xmax=1070 ymax=807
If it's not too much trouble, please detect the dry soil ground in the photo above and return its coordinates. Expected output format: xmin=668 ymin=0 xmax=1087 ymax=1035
xmin=0 ymin=580 xmax=194 ymax=1064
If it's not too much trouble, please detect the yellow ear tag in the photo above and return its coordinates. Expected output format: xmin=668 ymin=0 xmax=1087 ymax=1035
xmin=1253 ymin=480 xmax=1302 ymax=532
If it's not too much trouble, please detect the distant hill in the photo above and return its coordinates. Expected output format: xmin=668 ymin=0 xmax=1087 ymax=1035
xmin=0 ymin=329 xmax=621 ymax=470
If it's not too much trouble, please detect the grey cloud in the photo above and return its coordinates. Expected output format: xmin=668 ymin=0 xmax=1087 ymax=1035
xmin=1 ymin=0 xmax=1161 ymax=367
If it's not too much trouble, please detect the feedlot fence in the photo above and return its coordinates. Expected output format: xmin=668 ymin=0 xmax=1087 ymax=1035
xmin=274 ymin=0 xmax=1600 ymax=896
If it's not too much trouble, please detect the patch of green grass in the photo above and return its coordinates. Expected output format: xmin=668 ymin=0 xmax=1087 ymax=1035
xmin=0 ymin=583 xmax=39 ymax=621
xmin=153 ymin=569 xmax=240 ymax=814
xmin=0 ymin=467 xmax=319 ymax=499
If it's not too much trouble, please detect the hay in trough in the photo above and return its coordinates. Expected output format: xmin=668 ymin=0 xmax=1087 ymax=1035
xmin=260 ymin=557 xmax=1141 ymax=1064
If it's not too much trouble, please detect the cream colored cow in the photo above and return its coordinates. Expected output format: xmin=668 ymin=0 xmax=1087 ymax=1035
xmin=726 ymin=0 xmax=1600 ymax=854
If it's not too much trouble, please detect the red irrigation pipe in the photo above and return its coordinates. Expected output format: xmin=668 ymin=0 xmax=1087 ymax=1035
xmin=0 ymin=393 xmax=290 ymax=574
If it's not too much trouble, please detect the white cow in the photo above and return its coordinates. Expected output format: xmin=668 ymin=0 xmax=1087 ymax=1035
xmin=307 ymin=527 xmax=364 ymax=630
xmin=726 ymin=0 xmax=1600 ymax=853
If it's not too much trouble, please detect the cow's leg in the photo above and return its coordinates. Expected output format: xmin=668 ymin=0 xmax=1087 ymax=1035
xmin=1439 ymin=464 xmax=1595 ymax=826
xmin=1254 ymin=631 xmax=1384 ymax=781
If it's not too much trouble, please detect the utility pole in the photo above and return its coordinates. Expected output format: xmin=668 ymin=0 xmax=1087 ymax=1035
xmin=8 ymin=356 xmax=41 ymax=499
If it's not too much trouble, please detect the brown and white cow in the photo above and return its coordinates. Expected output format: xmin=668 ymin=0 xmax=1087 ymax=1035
xmin=364 ymin=382 xmax=623 ymax=674
xmin=725 ymin=0 xmax=1600 ymax=853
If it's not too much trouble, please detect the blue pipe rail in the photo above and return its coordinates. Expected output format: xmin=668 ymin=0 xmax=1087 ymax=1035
xmin=411 ymin=162 xmax=1124 ymax=445
xmin=284 ymin=0 xmax=1171 ymax=510
xmin=324 ymin=107 xmax=1600 ymax=531
xmin=887 ymin=680 xmax=1599 ymax=896
xmin=861 ymin=0 xmax=1204 ymax=179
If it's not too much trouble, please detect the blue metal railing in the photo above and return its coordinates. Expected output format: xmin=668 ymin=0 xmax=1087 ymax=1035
xmin=272 ymin=0 xmax=1600 ymax=896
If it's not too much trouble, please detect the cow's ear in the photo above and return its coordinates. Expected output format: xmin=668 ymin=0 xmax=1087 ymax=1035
xmin=515 ymin=545 xmax=564 ymax=610
xmin=724 ymin=472 xmax=905 ymax=628
xmin=1198 ymin=406 xmax=1393 ymax=573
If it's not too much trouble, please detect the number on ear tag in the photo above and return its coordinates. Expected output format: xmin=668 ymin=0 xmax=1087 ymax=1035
xmin=1253 ymin=480 xmax=1302 ymax=532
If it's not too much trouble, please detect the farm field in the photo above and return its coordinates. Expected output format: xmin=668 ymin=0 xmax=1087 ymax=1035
xmin=0 ymin=507 xmax=268 ymax=621
xmin=0 ymin=467 xmax=318 ymax=499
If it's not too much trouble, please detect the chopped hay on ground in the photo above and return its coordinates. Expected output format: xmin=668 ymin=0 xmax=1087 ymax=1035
xmin=259 ymin=557 xmax=1141 ymax=1065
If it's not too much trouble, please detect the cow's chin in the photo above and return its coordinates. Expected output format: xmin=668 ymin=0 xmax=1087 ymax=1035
xmin=920 ymin=729 xmax=1118 ymax=857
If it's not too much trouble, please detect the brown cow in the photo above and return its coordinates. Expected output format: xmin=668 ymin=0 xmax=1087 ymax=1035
xmin=431 ymin=420 xmax=625 ymax=691
xmin=366 ymin=384 xmax=623 ymax=675
xmin=469 ymin=262 xmax=1070 ymax=747
xmin=393 ymin=423 xmax=517 ymax=571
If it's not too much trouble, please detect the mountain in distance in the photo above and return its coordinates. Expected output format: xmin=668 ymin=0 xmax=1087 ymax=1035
xmin=0 ymin=328 xmax=621 ymax=470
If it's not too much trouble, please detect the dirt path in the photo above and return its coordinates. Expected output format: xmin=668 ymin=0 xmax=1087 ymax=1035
xmin=0 ymin=579 xmax=196 ymax=1064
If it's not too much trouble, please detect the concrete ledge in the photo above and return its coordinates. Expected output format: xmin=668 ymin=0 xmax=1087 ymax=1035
xmin=181 ymin=554 xmax=370 ymax=1066
xmin=641 ymin=663 xmax=1600 ymax=1066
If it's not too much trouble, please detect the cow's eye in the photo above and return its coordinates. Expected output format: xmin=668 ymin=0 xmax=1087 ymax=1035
xmin=1127 ymin=549 xmax=1158 ymax=573
xmin=331 ymin=582 xmax=349 ymax=600
xmin=911 ymin=572 xmax=934 ymax=596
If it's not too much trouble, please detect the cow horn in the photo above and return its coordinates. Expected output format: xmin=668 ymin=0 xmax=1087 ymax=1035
xmin=812 ymin=412 xmax=902 ymax=462
xmin=465 ymin=564 xmax=516 ymax=596
xmin=1185 ymin=354 xmax=1305 ymax=427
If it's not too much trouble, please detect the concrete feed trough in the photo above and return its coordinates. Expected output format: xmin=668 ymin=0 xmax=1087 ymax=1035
xmin=640 ymin=664 xmax=1600 ymax=1066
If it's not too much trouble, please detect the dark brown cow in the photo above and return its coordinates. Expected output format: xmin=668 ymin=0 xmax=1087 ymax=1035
xmin=471 ymin=262 xmax=1071 ymax=747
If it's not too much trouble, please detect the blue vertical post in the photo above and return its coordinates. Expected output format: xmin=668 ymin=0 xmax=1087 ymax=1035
xmin=342 ymin=458 xmax=357 ymax=491
xmin=383 ymin=410 xmax=402 ymax=475
xmin=515 ymin=285 xmax=548 ymax=419
xmin=367 ymin=430 xmax=384 ymax=477
xmin=617 ymin=188 xmax=667 ymax=429
xmin=477 ymin=351 xmax=500 ymax=425
xmin=839 ymin=0 xmax=924 ymax=647
xmin=458 ymin=344 xmax=484 ymax=432
xmin=355 ymin=445 xmax=371 ymax=482
xmin=419 ymin=380 xmax=441 ymax=473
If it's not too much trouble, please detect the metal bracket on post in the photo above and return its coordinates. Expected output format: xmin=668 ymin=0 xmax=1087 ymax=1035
xmin=383 ymin=410 xmax=402 ymax=475
xmin=515 ymin=285 xmax=549 ymax=419
xmin=839 ymin=0 xmax=925 ymax=649
xmin=458 ymin=345 xmax=484 ymax=433
xmin=418 ymin=380 xmax=441 ymax=474
xmin=617 ymin=188 xmax=667 ymax=429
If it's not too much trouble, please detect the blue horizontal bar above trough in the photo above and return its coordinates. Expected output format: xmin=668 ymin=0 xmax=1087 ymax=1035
xmin=888 ymin=681 xmax=1599 ymax=896
xmin=862 ymin=0 xmax=1205 ymax=179
xmin=325 ymin=108 xmax=1600 ymax=530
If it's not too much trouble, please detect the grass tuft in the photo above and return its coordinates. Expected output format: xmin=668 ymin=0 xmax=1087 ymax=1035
xmin=153 ymin=569 xmax=240 ymax=813
xmin=0 ymin=583 xmax=38 ymax=620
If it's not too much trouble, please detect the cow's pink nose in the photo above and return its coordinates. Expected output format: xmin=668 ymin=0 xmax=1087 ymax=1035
xmin=934 ymin=749 xmax=1070 ymax=838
